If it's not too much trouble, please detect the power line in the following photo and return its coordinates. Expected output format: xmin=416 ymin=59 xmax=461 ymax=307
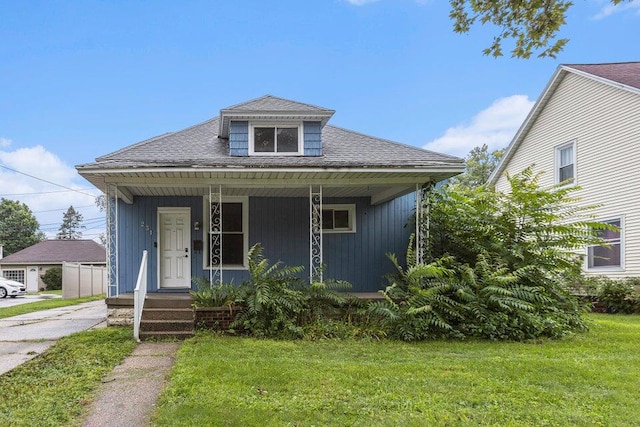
xmin=32 ymin=204 xmax=96 ymax=213
xmin=0 ymin=163 xmax=98 ymax=198
xmin=0 ymin=189 xmax=97 ymax=197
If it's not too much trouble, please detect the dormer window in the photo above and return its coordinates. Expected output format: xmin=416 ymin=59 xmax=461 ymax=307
xmin=249 ymin=123 xmax=303 ymax=155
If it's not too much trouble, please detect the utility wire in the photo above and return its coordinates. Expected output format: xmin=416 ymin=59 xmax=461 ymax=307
xmin=0 ymin=163 xmax=98 ymax=198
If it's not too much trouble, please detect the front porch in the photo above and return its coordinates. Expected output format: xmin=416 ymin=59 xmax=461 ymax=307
xmin=106 ymin=291 xmax=385 ymax=339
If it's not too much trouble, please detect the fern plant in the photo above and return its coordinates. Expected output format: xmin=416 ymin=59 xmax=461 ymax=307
xmin=232 ymin=243 xmax=306 ymax=338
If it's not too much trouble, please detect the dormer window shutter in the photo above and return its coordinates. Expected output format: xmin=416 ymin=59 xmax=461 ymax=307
xmin=229 ymin=121 xmax=249 ymax=157
xmin=303 ymin=121 xmax=322 ymax=156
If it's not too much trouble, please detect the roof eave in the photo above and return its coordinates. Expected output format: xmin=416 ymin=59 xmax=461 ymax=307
xmin=488 ymin=65 xmax=566 ymax=185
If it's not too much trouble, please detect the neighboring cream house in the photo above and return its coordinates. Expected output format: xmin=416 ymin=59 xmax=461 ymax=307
xmin=489 ymin=62 xmax=640 ymax=278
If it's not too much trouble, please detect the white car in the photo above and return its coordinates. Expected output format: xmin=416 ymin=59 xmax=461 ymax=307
xmin=0 ymin=276 xmax=26 ymax=298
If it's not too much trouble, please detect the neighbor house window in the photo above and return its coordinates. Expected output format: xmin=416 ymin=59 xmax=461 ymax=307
xmin=204 ymin=197 xmax=248 ymax=269
xmin=2 ymin=269 xmax=25 ymax=284
xmin=249 ymin=123 xmax=302 ymax=155
xmin=588 ymin=218 xmax=623 ymax=270
xmin=322 ymin=204 xmax=356 ymax=233
xmin=555 ymin=141 xmax=576 ymax=185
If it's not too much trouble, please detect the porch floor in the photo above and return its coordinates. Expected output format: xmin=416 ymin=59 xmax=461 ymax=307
xmin=106 ymin=291 xmax=383 ymax=308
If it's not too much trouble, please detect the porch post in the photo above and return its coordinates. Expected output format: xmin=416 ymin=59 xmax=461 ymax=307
xmin=209 ymin=185 xmax=223 ymax=286
xmin=106 ymin=184 xmax=119 ymax=297
xmin=309 ymin=185 xmax=323 ymax=283
xmin=415 ymin=183 xmax=430 ymax=265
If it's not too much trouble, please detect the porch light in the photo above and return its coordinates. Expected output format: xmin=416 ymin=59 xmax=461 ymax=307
xmin=194 ymin=221 xmax=200 ymax=231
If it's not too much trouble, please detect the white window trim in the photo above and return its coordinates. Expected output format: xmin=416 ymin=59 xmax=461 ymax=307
xmin=586 ymin=215 xmax=624 ymax=272
xmin=554 ymin=140 xmax=577 ymax=186
xmin=202 ymin=195 xmax=249 ymax=270
xmin=248 ymin=121 xmax=304 ymax=156
xmin=322 ymin=204 xmax=356 ymax=234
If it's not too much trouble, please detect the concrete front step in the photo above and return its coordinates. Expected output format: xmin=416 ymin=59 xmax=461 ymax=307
xmin=144 ymin=297 xmax=193 ymax=309
xmin=140 ymin=319 xmax=194 ymax=332
xmin=142 ymin=308 xmax=194 ymax=321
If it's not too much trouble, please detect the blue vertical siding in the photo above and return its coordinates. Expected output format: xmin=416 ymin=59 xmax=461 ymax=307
xmin=229 ymin=121 xmax=249 ymax=156
xmin=303 ymin=122 xmax=322 ymax=156
xmin=115 ymin=193 xmax=414 ymax=293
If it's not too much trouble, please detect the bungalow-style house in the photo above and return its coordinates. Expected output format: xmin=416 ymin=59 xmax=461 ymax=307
xmin=0 ymin=239 xmax=106 ymax=292
xmin=77 ymin=96 xmax=463 ymax=313
xmin=489 ymin=62 xmax=640 ymax=278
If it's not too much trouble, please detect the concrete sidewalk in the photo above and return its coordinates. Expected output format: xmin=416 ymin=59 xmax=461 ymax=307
xmin=0 ymin=299 xmax=107 ymax=375
xmin=82 ymin=342 xmax=180 ymax=427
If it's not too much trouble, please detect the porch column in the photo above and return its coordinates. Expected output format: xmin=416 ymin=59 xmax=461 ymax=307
xmin=209 ymin=185 xmax=223 ymax=286
xmin=106 ymin=184 xmax=119 ymax=297
xmin=309 ymin=185 xmax=323 ymax=283
xmin=415 ymin=183 xmax=430 ymax=265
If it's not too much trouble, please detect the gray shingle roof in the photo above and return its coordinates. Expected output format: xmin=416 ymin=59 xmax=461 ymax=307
xmin=565 ymin=62 xmax=640 ymax=90
xmin=0 ymin=240 xmax=106 ymax=264
xmin=221 ymin=95 xmax=335 ymax=113
xmin=81 ymin=117 xmax=462 ymax=170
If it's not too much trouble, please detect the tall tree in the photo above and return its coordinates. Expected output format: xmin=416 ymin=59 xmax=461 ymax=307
xmin=57 ymin=206 xmax=85 ymax=240
xmin=449 ymin=144 xmax=504 ymax=189
xmin=0 ymin=198 xmax=44 ymax=255
xmin=450 ymin=0 xmax=629 ymax=58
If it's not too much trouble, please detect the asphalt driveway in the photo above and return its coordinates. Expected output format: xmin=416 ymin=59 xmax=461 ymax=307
xmin=0 ymin=293 xmax=62 ymax=308
xmin=0 ymin=300 xmax=107 ymax=375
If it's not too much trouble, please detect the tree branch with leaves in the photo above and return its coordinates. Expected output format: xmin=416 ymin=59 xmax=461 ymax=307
xmin=449 ymin=0 xmax=629 ymax=58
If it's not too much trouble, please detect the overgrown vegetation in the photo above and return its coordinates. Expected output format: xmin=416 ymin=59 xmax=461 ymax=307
xmin=40 ymin=266 xmax=62 ymax=290
xmin=575 ymin=275 xmax=640 ymax=314
xmin=370 ymin=168 xmax=610 ymax=341
xmin=193 ymin=244 xmax=366 ymax=339
xmin=153 ymin=314 xmax=640 ymax=427
xmin=0 ymin=327 xmax=136 ymax=427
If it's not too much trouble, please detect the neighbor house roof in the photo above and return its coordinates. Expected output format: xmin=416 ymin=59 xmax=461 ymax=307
xmin=488 ymin=62 xmax=640 ymax=185
xmin=565 ymin=62 xmax=640 ymax=90
xmin=0 ymin=240 xmax=106 ymax=265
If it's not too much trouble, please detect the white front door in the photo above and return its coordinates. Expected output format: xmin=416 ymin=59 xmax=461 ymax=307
xmin=158 ymin=208 xmax=191 ymax=289
xmin=26 ymin=266 xmax=39 ymax=292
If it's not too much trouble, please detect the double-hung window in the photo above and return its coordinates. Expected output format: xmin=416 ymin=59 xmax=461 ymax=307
xmin=555 ymin=141 xmax=576 ymax=185
xmin=204 ymin=197 xmax=248 ymax=269
xmin=587 ymin=218 xmax=623 ymax=270
xmin=249 ymin=123 xmax=302 ymax=155
xmin=322 ymin=204 xmax=356 ymax=233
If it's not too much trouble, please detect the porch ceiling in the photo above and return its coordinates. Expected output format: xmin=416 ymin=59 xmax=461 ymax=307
xmin=80 ymin=167 xmax=458 ymax=205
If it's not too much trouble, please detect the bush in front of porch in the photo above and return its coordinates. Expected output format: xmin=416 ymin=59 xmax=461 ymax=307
xmin=191 ymin=244 xmax=377 ymax=339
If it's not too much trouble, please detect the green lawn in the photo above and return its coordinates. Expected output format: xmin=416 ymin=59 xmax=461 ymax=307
xmin=0 ymin=294 xmax=104 ymax=319
xmin=154 ymin=314 xmax=640 ymax=426
xmin=0 ymin=327 xmax=137 ymax=427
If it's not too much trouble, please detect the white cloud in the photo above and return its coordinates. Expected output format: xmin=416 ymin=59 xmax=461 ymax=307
xmin=423 ymin=95 xmax=534 ymax=157
xmin=344 ymin=0 xmax=379 ymax=5
xmin=594 ymin=0 xmax=640 ymax=19
xmin=0 ymin=138 xmax=11 ymax=148
xmin=0 ymin=145 xmax=103 ymax=240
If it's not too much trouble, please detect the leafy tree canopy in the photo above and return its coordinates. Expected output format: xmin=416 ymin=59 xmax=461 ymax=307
xmin=450 ymin=0 xmax=629 ymax=58
xmin=449 ymin=144 xmax=504 ymax=189
xmin=0 ymin=198 xmax=45 ymax=255
xmin=57 ymin=205 xmax=85 ymax=240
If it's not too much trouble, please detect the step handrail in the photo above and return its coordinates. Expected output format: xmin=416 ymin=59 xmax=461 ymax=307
xmin=133 ymin=250 xmax=148 ymax=342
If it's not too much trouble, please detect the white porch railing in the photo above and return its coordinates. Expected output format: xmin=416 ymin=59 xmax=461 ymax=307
xmin=133 ymin=250 xmax=148 ymax=342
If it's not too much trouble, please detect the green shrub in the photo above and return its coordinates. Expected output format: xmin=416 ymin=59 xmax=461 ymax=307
xmin=41 ymin=267 xmax=62 ymax=290
xmin=232 ymin=244 xmax=307 ymax=338
xmin=595 ymin=277 xmax=640 ymax=314
xmin=372 ymin=168 xmax=607 ymax=341
xmin=190 ymin=278 xmax=241 ymax=309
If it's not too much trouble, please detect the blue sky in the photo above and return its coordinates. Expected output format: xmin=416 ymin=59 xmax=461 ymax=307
xmin=0 ymin=0 xmax=638 ymax=239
